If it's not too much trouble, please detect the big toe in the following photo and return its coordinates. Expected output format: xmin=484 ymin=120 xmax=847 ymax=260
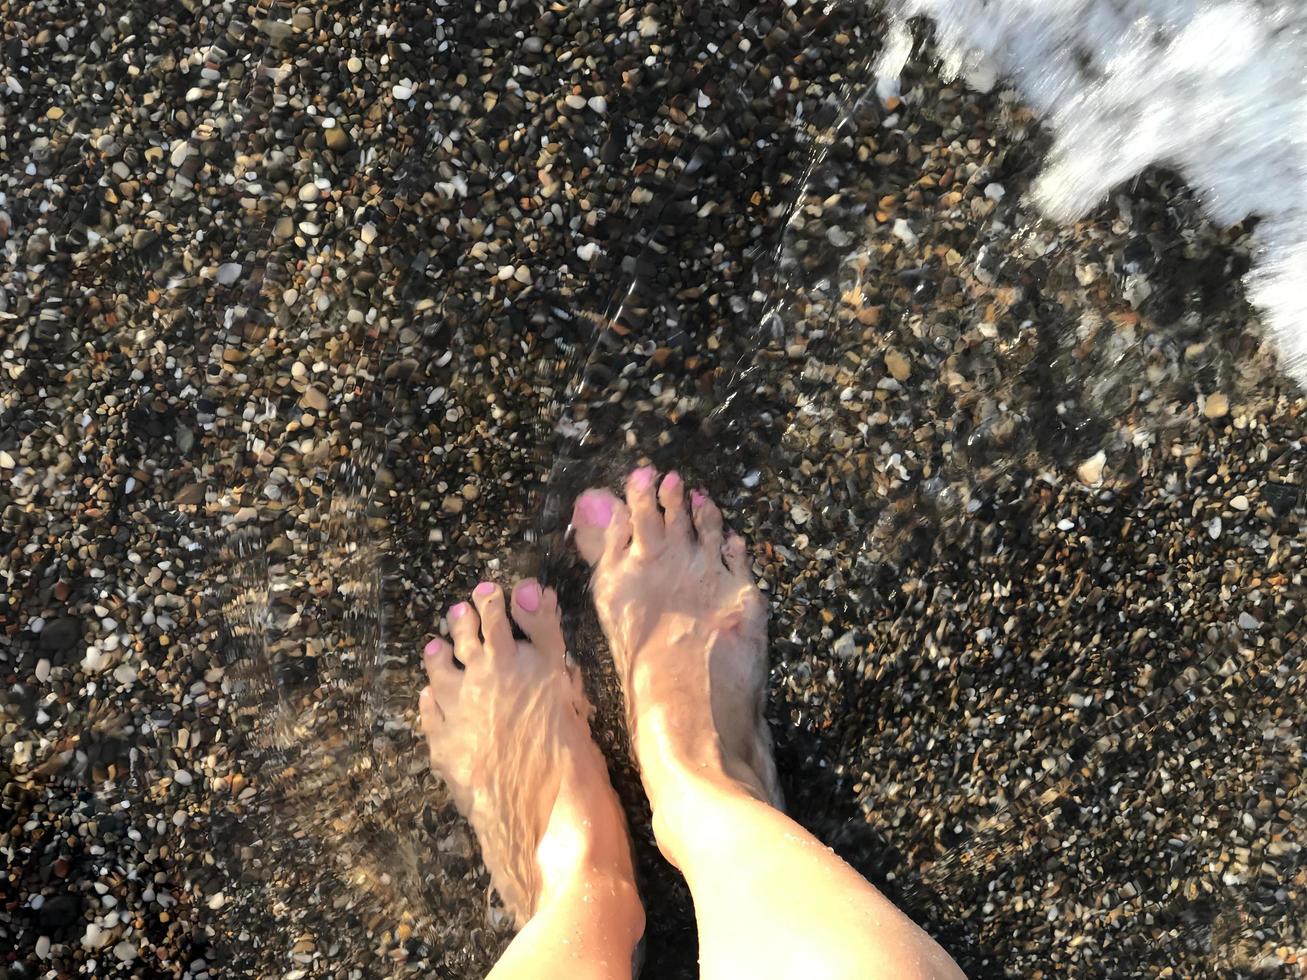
xmin=572 ymin=488 xmax=629 ymax=566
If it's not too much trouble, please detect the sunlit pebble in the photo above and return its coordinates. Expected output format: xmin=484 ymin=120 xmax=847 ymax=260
xmin=1077 ymin=451 xmax=1106 ymax=486
xmin=576 ymin=242 xmax=598 ymax=261
xmin=588 ymin=95 xmax=608 ymax=113
xmin=392 ymin=83 xmax=413 ymax=100
xmin=1230 ymin=494 xmax=1249 ymax=511
xmin=1208 ymin=516 xmax=1222 ymax=539
xmin=347 ymin=56 xmax=363 ymax=72
xmin=497 ymin=265 xmax=514 ymax=281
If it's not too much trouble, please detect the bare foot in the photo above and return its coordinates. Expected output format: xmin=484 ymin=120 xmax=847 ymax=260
xmin=571 ymin=467 xmax=781 ymax=823
xmin=418 ymin=578 xmax=640 ymax=929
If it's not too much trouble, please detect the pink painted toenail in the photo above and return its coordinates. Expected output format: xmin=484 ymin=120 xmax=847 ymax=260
xmin=449 ymin=602 xmax=470 ymax=621
xmin=515 ymin=581 xmax=541 ymax=612
xmin=691 ymin=489 xmax=708 ymax=508
xmin=630 ymin=465 xmax=656 ymax=491
xmin=662 ymin=471 xmax=682 ymax=493
xmin=474 ymin=581 xmax=496 ymax=597
xmin=423 ymin=638 xmax=446 ymax=657
xmin=576 ymin=492 xmax=613 ymax=528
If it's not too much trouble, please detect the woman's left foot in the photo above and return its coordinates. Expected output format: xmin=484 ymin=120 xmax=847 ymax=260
xmin=418 ymin=578 xmax=640 ymax=928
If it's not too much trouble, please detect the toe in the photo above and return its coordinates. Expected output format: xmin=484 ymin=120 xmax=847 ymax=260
xmin=659 ymin=470 xmax=690 ymax=540
xmin=423 ymin=636 xmax=462 ymax=695
xmin=510 ymin=579 xmax=565 ymax=660
xmin=572 ymin=488 xmax=621 ymax=566
xmin=691 ymin=488 xmax=723 ymax=552
xmin=472 ymin=581 xmax=515 ymax=659
xmin=603 ymin=498 xmax=634 ymax=561
xmin=722 ymin=532 xmax=752 ymax=577
xmin=419 ymin=685 xmax=443 ymax=740
xmin=448 ymin=600 xmax=483 ymax=666
xmin=627 ymin=465 xmax=664 ymax=556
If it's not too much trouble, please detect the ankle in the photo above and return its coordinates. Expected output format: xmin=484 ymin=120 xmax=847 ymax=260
xmin=634 ymin=709 xmax=772 ymax=810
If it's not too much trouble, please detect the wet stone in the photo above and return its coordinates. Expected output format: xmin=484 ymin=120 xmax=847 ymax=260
xmin=39 ymin=618 xmax=81 ymax=652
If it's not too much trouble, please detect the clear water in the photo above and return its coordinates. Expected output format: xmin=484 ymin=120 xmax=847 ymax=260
xmin=14 ymin=1 xmax=1300 ymax=976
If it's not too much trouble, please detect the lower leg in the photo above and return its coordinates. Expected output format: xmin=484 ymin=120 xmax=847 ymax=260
xmin=643 ymin=735 xmax=963 ymax=980
xmin=488 ymin=769 xmax=643 ymax=980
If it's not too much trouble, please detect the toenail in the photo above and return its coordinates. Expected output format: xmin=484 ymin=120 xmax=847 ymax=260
xmin=662 ymin=470 xmax=682 ymax=492
xmin=449 ymin=602 xmax=470 ymax=620
xmin=423 ymin=637 xmax=447 ymax=657
xmin=515 ymin=581 xmax=541 ymax=612
xmin=576 ymin=492 xmax=613 ymax=528
xmin=630 ymin=465 xmax=656 ymax=490
xmin=691 ymin=489 xmax=708 ymax=508
xmin=474 ymin=581 xmax=496 ymax=597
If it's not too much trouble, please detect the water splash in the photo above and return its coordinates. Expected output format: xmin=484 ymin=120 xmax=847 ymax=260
xmin=189 ymin=5 xmax=1304 ymax=974
xmin=879 ymin=0 xmax=1307 ymax=388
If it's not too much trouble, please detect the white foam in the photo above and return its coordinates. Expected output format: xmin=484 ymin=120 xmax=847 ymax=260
xmin=882 ymin=0 xmax=1307 ymax=387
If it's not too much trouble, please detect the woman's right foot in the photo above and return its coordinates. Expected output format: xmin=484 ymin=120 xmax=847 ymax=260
xmin=571 ymin=468 xmax=781 ymax=824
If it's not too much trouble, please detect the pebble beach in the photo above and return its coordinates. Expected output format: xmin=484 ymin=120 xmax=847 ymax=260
xmin=1 ymin=1 xmax=1303 ymax=978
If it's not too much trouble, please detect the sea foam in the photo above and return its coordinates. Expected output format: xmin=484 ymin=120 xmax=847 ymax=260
xmin=878 ymin=0 xmax=1307 ymax=388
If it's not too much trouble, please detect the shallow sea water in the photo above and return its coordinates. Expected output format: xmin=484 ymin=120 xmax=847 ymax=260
xmin=196 ymin=6 xmax=1303 ymax=979
xmin=4 ymin=1 xmax=1301 ymax=977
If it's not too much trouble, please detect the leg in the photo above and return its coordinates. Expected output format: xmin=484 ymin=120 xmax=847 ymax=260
xmin=418 ymin=578 xmax=644 ymax=980
xmin=573 ymin=469 xmax=965 ymax=980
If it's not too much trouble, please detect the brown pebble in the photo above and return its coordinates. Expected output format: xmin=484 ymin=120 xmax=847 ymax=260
xmin=1204 ymin=392 xmax=1229 ymax=419
xmin=302 ymin=386 xmax=328 ymax=412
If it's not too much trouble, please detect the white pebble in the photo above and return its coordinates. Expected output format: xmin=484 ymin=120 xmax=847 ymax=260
xmin=173 ymin=769 xmax=193 ymax=786
xmin=35 ymin=936 xmax=51 ymax=958
xmin=215 ymin=263 xmax=242 ymax=286
xmin=576 ymin=242 xmax=598 ymax=261
xmin=1057 ymin=518 xmax=1076 ymax=531
xmin=565 ymin=94 xmax=587 ymax=110
xmin=496 ymin=265 xmax=514 ymax=281
xmin=113 ymin=940 xmax=137 ymax=962
xmin=347 ymin=56 xmax=363 ymax=73
xmin=892 ymin=218 xmax=918 ymax=246
xmin=298 ymin=183 xmax=320 ymax=203
xmin=1208 ymin=516 xmax=1222 ymax=539
xmin=34 ymin=658 xmax=51 ymax=683
xmin=113 ymin=663 xmax=137 ymax=687
xmin=587 ymin=95 xmax=607 ymax=113
xmin=1238 ymin=612 xmax=1262 ymax=631
xmin=984 ymin=182 xmax=1006 ymax=201
xmin=1230 ymin=494 xmax=1249 ymax=511
xmin=0 ymin=450 xmax=15 ymax=468
xmin=298 ymin=221 xmax=321 ymax=236
xmin=392 ymin=83 xmax=413 ymax=100
xmin=208 ymin=892 xmax=226 ymax=910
